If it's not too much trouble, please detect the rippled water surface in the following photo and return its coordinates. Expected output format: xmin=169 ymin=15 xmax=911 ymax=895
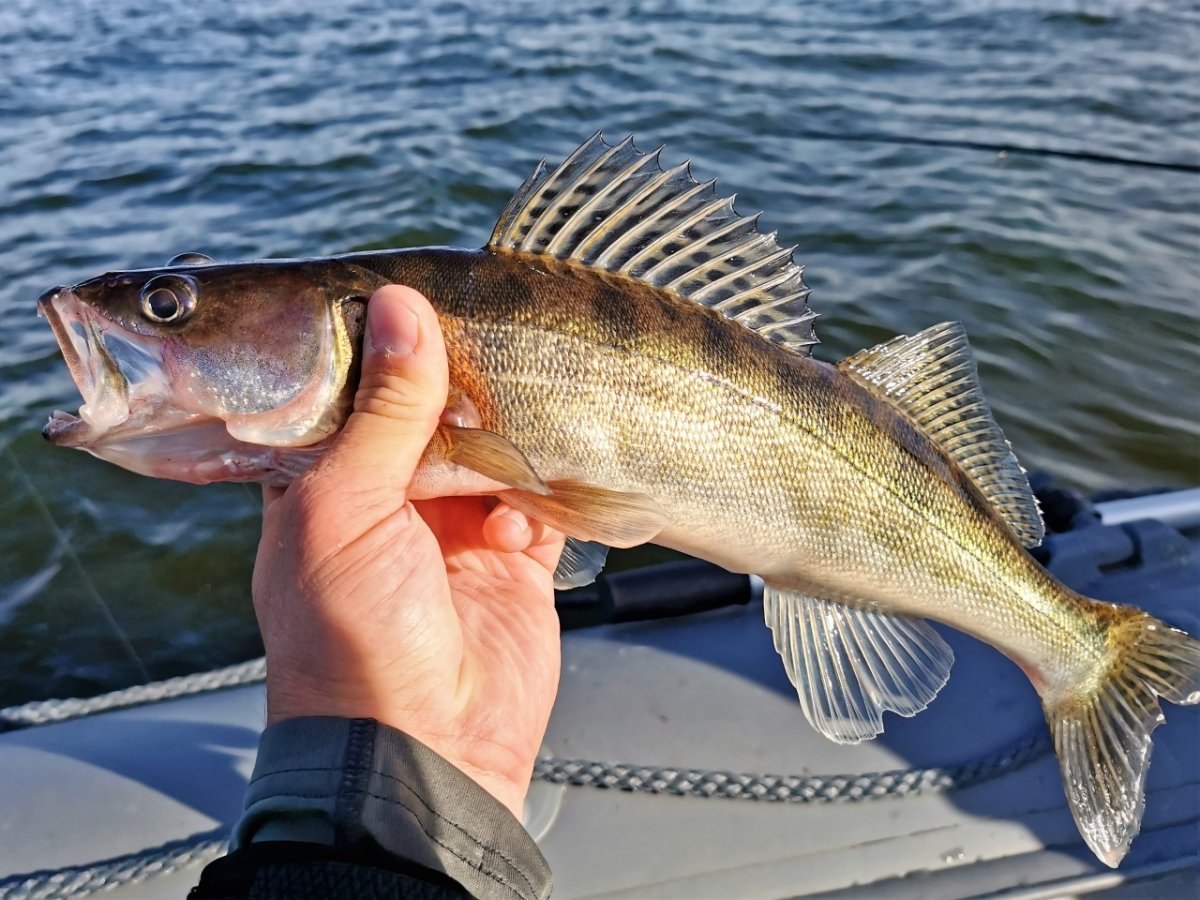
xmin=1 ymin=0 xmax=1198 ymax=704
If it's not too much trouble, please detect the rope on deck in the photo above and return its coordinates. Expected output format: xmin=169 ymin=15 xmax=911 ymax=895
xmin=0 ymin=657 xmax=267 ymax=731
xmin=0 ymin=829 xmax=228 ymax=900
xmin=532 ymin=730 xmax=1050 ymax=801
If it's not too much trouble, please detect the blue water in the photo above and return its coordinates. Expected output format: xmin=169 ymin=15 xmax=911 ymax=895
xmin=1 ymin=0 xmax=1198 ymax=704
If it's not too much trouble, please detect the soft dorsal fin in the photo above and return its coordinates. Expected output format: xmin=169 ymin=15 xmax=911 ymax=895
xmin=488 ymin=132 xmax=819 ymax=355
xmin=839 ymin=322 xmax=1044 ymax=547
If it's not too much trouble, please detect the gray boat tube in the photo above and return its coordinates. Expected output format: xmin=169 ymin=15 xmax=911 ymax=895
xmin=1096 ymin=487 xmax=1200 ymax=529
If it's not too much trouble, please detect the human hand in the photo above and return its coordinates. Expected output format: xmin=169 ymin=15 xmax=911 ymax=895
xmin=251 ymin=285 xmax=565 ymax=819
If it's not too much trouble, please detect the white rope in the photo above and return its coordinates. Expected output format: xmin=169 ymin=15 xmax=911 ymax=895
xmin=0 ymin=658 xmax=266 ymax=731
xmin=0 ymin=829 xmax=228 ymax=900
xmin=532 ymin=731 xmax=1049 ymax=802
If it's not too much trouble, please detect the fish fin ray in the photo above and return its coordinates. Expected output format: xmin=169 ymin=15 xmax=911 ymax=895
xmin=763 ymin=585 xmax=954 ymax=744
xmin=441 ymin=425 xmax=550 ymax=495
xmin=489 ymin=158 xmax=552 ymax=250
xmin=1041 ymin=609 xmax=1200 ymax=867
xmin=500 ymin=480 xmax=667 ymax=548
xmin=839 ymin=322 xmax=1044 ymax=547
xmin=485 ymin=132 xmax=818 ymax=355
xmin=553 ymin=538 xmax=609 ymax=590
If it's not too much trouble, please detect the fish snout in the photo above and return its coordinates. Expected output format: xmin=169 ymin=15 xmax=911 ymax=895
xmin=36 ymin=285 xmax=68 ymax=313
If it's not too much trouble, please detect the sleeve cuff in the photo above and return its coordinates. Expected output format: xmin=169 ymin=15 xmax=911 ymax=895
xmin=233 ymin=717 xmax=552 ymax=900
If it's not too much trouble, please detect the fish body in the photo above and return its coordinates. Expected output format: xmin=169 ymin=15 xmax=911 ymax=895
xmin=367 ymin=248 xmax=1062 ymax=660
xmin=38 ymin=134 xmax=1200 ymax=866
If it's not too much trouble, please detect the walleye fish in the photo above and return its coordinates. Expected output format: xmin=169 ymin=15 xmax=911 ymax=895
xmin=38 ymin=133 xmax=1199 ymax=866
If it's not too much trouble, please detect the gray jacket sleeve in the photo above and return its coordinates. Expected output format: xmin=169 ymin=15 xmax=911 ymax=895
xmin=232 ymin=717 xmax=552 ymax=900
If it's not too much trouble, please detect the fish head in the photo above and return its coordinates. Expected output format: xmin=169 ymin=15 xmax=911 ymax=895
xmin=38 ymin=255 xmax=384 ymax=484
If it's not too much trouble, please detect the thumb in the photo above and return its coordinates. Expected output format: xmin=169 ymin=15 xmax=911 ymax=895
xmin=327 ymin=285 xmax=449 ymax=495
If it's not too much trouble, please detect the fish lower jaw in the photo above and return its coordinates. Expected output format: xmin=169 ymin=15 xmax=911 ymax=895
xmin=49 ymin=411 xmax=331 ymax=486
xmin=43 ymin=410 xmax=92 ymax=447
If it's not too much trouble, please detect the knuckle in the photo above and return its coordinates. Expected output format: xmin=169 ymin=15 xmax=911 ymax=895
xmin=353 ymin=375 xmax=440 ymax=424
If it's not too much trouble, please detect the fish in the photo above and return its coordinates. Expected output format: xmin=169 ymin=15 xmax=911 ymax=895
xmin=38 ymin=132 xmax=1200 ymax=867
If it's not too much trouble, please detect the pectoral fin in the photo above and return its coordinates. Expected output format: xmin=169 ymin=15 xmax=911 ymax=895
xmin=441 ymin=425 xmax=551 ymax=495
xmin=763 ymin=585 xmax=954 ymax=744
xmin=553 ymin=538 xmax=610 ymax=590
xmin=500 ymin=481 xmax=667 ymax=548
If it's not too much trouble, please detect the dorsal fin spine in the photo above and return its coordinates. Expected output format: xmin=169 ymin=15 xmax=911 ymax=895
xmin=540 ymin=138 xmax=631 ymax=257
xmin=516 ymin=130 xmax=624 ymax=252
xmin=652 ymin=202 xmax=744 ymax=283
xmin=731 ymin=265 xmax=803 ymax=321
xmin=690 ymin=235 xmax=777 ymax=304
xmin=543 ymin=138 xmax=652 ymax=258
xmin=743 ymin=291 xmax=798 ymax=318
xmin=593 ymin=161 xmax=689 ymax=268
xmin=757 ymin=302 xmax=817 ymax=339
xmin=490 ymin=160 xmax=549 ymax=248
xmin=613 ymin=171 xmax=712 ymax=275
xmin=619 ymin=179 xmax=719 ymax=275
xmin=569 ymin=148 xmax=665 ymax=260
xmin=707 ymin=242 xmax=792 ymax=309
xmin=653 ymin=207 xmax=752 ymax=285
xmin=518 ymin=133 xmax=607 ymax=251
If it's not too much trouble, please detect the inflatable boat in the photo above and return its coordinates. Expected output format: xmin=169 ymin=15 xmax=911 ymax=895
xmin=1 ymin=483 xmax=1197 ymax=899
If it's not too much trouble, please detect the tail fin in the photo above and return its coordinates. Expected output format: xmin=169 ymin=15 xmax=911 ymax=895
xmin=1042 ymin=609 xmax=1200 ymax=867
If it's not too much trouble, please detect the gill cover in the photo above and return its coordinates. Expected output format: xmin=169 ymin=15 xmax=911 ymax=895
xmin=221 ymin=299 xmax=350 ymax=446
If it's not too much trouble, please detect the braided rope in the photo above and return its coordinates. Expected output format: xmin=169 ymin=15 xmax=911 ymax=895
xmin=532 ymin=729 xmax=1050 ymax=802
xmin=0 ymin=829 xmax=229 ymax=900
xmin=0 ymin=658 xmax=266 ymax=731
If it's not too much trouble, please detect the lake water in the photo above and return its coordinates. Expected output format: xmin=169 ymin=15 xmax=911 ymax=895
xmin=1 ymin=0 xmax=1197 ymax=706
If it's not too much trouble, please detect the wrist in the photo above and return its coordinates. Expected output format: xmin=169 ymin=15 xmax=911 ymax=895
xmin=264 ymin=681 xmax=532 ymax=820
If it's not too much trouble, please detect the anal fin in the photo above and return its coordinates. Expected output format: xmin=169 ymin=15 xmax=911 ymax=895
xmin=500 ymin=481 xmax=667 ymax=548
xmin=764 ymin=585 xmax=954 ymax=743
xmin=553 ymin=538 xmax=610 ymax=590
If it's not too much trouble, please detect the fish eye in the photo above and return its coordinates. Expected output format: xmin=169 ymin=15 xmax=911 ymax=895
xmin=139 ymin=274 xmax=198 ymax=324
xmin=167 ymin=252 xmax=214 ymax=266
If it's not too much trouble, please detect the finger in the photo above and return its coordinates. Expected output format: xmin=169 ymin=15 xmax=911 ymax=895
xmin=261 ymin=483 xmax=286 ymax=516
xmin=324 ymin=285 xmax=449 ymax=496
xmin=482 ymin=503 xmax=537 ymax=552
xmin=523 ymin=520 xmax=567 ymax=574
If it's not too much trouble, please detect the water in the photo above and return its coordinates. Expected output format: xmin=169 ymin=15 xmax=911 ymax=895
xmin=1 ymin=0 xmax=1197 ymax=706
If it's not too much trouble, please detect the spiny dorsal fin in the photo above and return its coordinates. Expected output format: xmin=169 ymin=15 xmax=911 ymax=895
xmin=488 ymin=132 xmax=819 ymax=355
xmin=839 ymin=322 xmax=1044 ymax=547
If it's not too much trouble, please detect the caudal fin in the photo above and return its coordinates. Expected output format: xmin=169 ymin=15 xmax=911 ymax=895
xmin=1042 ymin=609 xmax=1200 ymax=867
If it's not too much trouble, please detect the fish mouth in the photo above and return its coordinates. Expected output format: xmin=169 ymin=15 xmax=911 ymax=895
xmin=38 ymin=285 xmax=248 ymax=482
xmin=38 ymin=286 xmax=135 ymax=447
